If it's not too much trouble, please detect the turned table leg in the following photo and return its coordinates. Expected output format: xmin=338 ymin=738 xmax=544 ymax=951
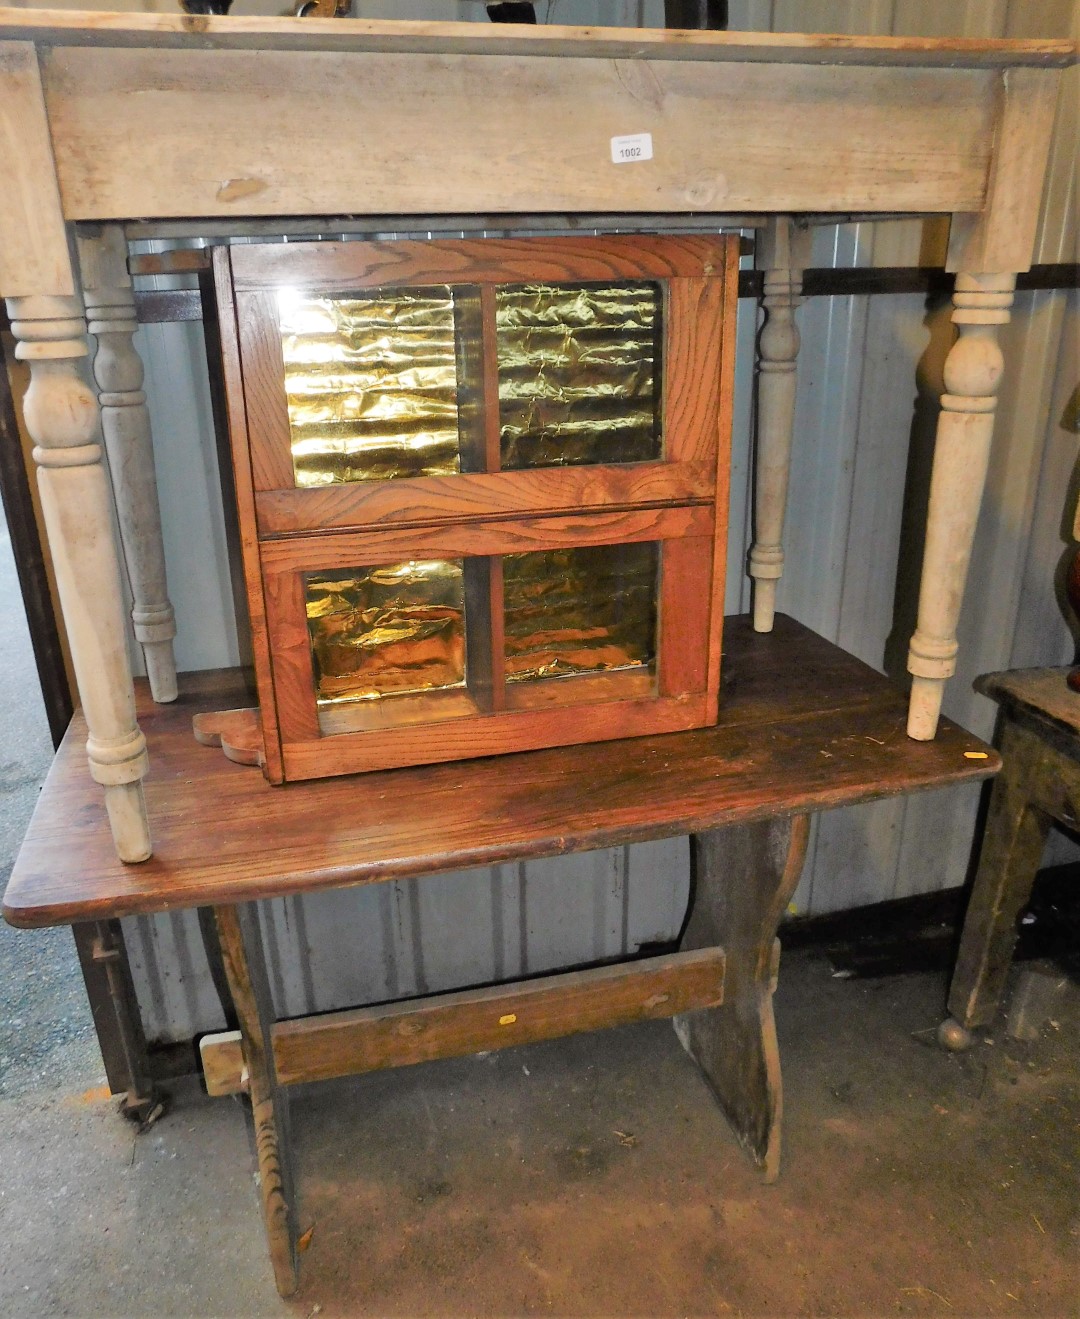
xmin=907 ymin=272 xmax=1016 ymax=740
xmin=5 ymin=290 xmax=152 ymax=862
xmin=749 ymin=216 xmax=810 ymax=633
xmin=78 ymin=226 xmax=178 ymax=704
xmin=674 ymin=813 xmax=810 ymax=1181
xmin=214 ymin=904 xmax=299 ymax=1298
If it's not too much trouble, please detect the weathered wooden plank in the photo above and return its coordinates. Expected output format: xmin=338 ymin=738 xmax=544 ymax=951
xmin=210 ymin=948 xmax=726 ymax=1089
xmin=213 ymin=904 xmax=297 ymax=1298
xmin=4 ymin=12 xmax=1075 ymax=66
xmin=255 ymin=464 xmax=715 ymax=537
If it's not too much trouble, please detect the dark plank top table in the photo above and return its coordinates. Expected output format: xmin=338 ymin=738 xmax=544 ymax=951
xmin=4 ymin=614 xmax=1000 ymax=928
xmin=975 ymin=666 xmax=1080 ymax=751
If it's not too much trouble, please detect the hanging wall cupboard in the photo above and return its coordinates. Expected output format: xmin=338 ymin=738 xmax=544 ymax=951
xmin=216 ymin=235 xmax=738 ymax=778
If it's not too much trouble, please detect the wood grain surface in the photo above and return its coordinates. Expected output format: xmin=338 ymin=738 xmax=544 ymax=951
xmin=254 ymin=463 xmax=715 ymax=537
xmin=263 ymin=948 xmax=726 ymax=1088
xmin=44 ymin=49 xmax=1001 ymax=221
xmin=5 ymin=12 xmax=1075 ymax=67
xmin=229 ymin=236 xmax=730 ymax=291
xmin=3 ymin=615 xmax=1001 ymax=927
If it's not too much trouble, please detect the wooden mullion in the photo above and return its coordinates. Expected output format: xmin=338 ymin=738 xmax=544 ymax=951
xmin=479 ymin=283 xmax=502 ymax=473
xmin=463 ymin=555 xmax=506 ymax=712
xmin=214 ymin=903 xmax=298 ymax=1298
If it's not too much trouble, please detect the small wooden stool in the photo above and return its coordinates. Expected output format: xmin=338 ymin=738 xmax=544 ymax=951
xmin=939 ymin=668 xmax=1080 ymax=1050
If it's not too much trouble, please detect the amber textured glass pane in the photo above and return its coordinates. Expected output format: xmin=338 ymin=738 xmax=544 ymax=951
xmin=497 ymin=283 xmax=662 ymax=469
xmin=306 ymin=560 xmax=466 ymax=704
xmin=279 ymin=287 xmax=468 ymax=486
xmin=503 ymin=542 xmax=658 ymax=683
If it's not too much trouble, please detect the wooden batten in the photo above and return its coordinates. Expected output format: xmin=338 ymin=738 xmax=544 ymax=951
xmin=200 ymin=947 xmax=727 ymax=1096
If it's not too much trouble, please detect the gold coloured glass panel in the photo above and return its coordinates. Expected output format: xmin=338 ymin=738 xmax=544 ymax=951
xmin=503 ymin=542 xmax=658 ymax=683
xmin=497 ymin=283 xmax=663 ymax=469
xmin=279 ymin=286 xmax=478 ymax=487
xmin=306 ymin=560 xmax=466 ymax=705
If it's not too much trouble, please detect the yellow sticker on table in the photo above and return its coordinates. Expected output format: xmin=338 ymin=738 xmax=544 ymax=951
xmin=499 ymin=1014 xmax=517 ymax=1026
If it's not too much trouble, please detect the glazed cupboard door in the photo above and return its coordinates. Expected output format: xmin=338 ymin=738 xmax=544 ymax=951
xmin=215 ymin=235 xmax=739 ymax=782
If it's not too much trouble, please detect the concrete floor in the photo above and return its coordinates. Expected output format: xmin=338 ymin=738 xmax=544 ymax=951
xmin=1 ymin=510 xmax=1077 ymax=1318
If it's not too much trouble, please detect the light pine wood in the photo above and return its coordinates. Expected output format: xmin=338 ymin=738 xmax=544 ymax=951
xmin=675 ymin=813 xmax=810 ymax=1182
xmin=43 ymin=48 xmax=1002 ymax=222
xmin=749 ymin=217 xmax=812 ymax=633
xmin=201 ymin=948 xmax=727 ymax=1094
xmin=0 ymin=41 xmax=72 ymax=298
xmin=214 ymin=903 xmax=298 ymax=1299
xmin=200 ymin=1028 xmax=246 ymax=1098
xmin=5 ymin=288 xmax=151 ymax=862
xmin=946 ymin=67 xmax=1063 ymax=275
xmin=78 ymin=225 xmax=177 ymax=703
xmin=907 ymin=272 xmax=1016 ymax=740
xmin=1 ymin=12 xmax=1075 ymax=66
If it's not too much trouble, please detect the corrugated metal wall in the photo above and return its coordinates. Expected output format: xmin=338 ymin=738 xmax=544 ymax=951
xmin=15 ymin=0 xmax=1077 ymax=1041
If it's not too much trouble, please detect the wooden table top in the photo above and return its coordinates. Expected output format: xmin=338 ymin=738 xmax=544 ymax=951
xmin=0 ymin=10 xmax=1073 ymax=66
xmin=976 ymin=667 xmax=1080 ymax=742
xmin=4 ymin=615 xmax=999 ymax=929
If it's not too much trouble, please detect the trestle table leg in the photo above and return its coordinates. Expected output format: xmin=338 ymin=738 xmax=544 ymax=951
xmin=675 ymin=813 xmax=810 ymax=1182
xmin=214 ymin=903 xmax=299 ymax=1298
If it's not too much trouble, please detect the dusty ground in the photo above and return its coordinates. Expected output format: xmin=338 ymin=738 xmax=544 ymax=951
xmin=0 ymin=510 xmax=1076 ymax=1318
xmin=0 ymin=952 xmax=1075 ymax=1318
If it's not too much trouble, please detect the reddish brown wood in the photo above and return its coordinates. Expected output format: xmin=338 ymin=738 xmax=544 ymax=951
xmin=228 ymin=235 xmax=732 ymax=291
xmin=259 ymin=505 xmax=712 ymax=575
xmin=254 ymin=461 xmax=714 ymax=537
xmin=234 ymin=290 xmax=294 ymax=492
xmin=262 ymin=571 xmax=320 ymax=744
xmin=658 ymin=532 xmax=713 ymax=698
xmin=192 ymin=707 xmax=263 ymax=766
xmin=706 ymin=238 xmax=741 ymax=721
xmin=479 ymin=281 xmax=502 ymax=474
xmin=218 ymin=234 xmax=741 ymax=783
xmin=664 ymin=277 xmax=724 ymax=465
xmin=214 ymin=903 xmax=298 ymax=1298
xmin=212 ymin=249 xmax=284 ymax=782
xmin=676 ymin=813 xmax=810 ymax=1182
xmin=3 ymin=616 xmax=1000 ymax=928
